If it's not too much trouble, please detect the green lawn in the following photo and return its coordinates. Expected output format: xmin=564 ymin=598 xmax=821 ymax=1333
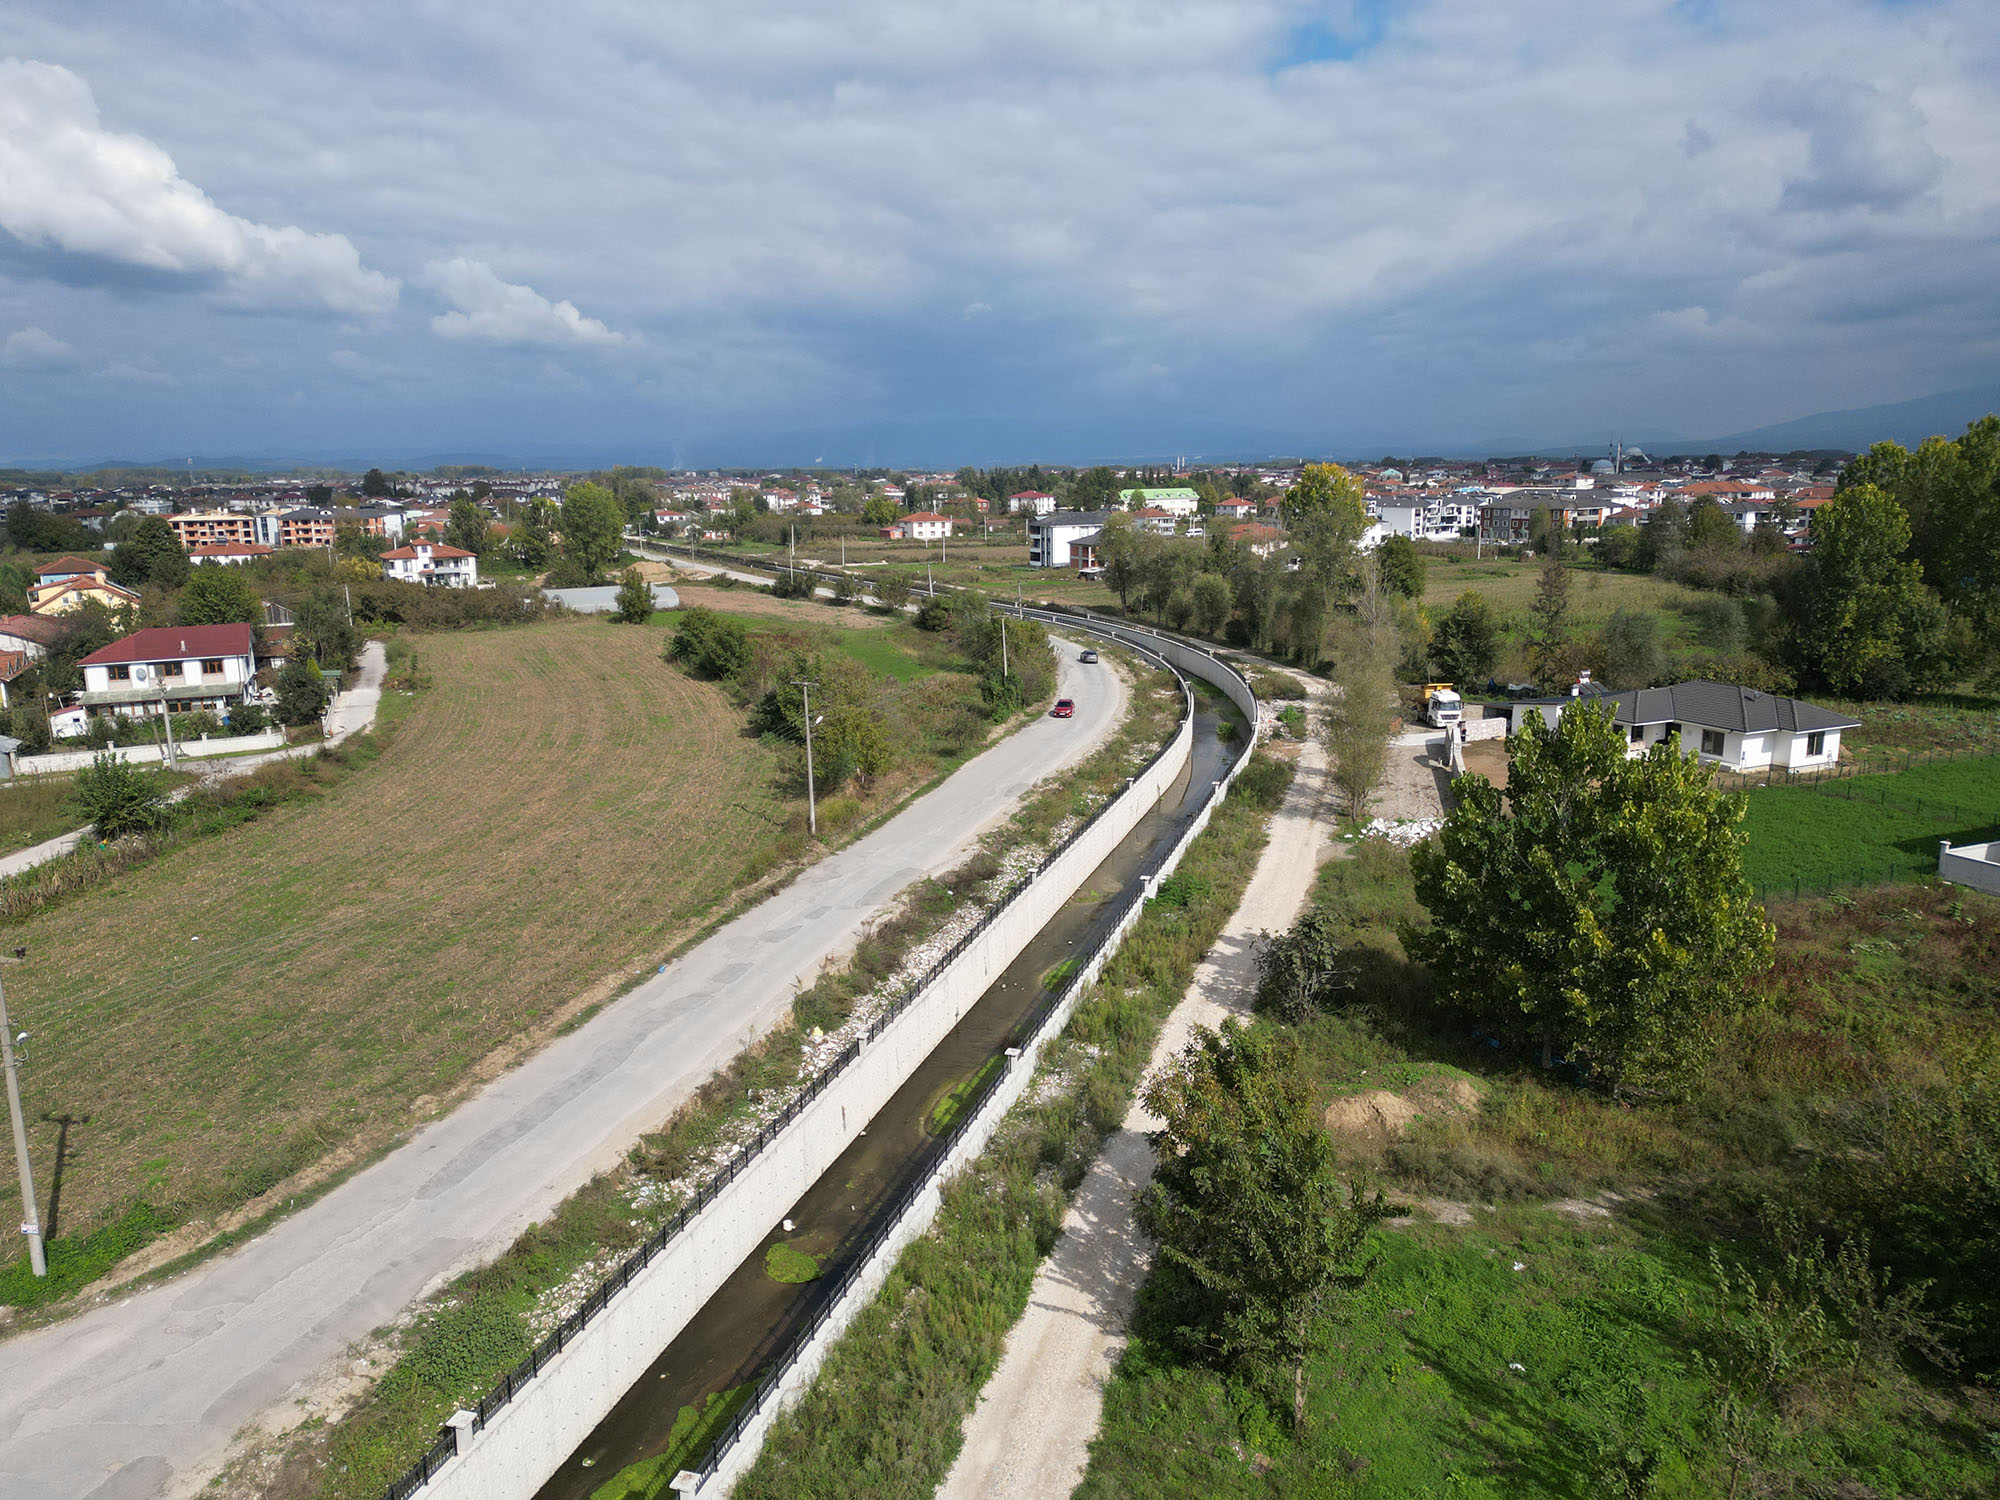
xmin=1079 ymin=854 xmax=2000 ymax=1500
xmin=1738 ymin=755 xmax=2000 ymax=894
xmin=0 ymin=775 xmax=88 ymax=854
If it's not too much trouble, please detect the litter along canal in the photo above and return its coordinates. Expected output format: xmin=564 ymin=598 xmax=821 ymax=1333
xmin=537 ymin=696 xmax=1243 ymax=1500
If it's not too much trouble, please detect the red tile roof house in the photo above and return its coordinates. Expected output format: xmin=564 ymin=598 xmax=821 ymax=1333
xmin=75 ymin=623 xmax=257 ymax=721
xmin=901 ymin=512 xmax=954 ymax=541
xmin=379 ymin=541 xmax=479 ymax=588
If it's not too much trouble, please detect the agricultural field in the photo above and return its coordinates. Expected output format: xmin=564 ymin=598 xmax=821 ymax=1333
xmin=1737 ymin=753 xmax=2000 ymax=895
xmin=1080 ymin=852 xmax=2000 ymax=1500
xmin=0 ymin=619 xmax=802 ymax=1291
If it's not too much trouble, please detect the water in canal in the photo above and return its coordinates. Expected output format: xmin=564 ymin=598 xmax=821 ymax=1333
xmin=536 ymin=703 xmax=1242 ymax=1500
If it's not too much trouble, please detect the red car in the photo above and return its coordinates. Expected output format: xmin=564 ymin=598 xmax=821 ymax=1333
xmin=1051 ymin=698 xmax=1075 ymax=718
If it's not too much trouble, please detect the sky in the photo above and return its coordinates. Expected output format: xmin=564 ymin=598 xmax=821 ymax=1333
xmin=1 ymin=0 xmax=1998 ymax=468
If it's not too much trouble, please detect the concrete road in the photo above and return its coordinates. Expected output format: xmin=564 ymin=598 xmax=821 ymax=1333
xmin=937 ymin=677 xmax=1331 ymax=1500
xmin=0 ymin=641 xmax=1124 ymax=1500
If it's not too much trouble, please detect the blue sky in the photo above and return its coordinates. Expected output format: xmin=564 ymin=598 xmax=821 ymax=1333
xmin=1 ymin=0 xmax=1997 ymax=467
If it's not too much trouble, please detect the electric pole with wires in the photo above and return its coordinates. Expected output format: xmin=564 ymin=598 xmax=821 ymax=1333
xmin=793 ymin=679 xmax=821 ymax=837
xmin=1 ymin=947 xmax=43 ymax=1277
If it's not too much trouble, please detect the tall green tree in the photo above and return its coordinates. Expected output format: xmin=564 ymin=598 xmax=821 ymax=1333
xmin=1281 ymin=464 xmax=1367 ymax=661
xmin=445 ymin=495 xmax=490 ymax=556
xmin=111 ymin=515 xmax=189 ymax=588
xmin=1428 ymin=589 xmax=1498 ymax=685
xmin=560 ymin=481 xmax=626 ymax=580
xmin=274 ymin=651 xmax=330 ymax=725
xmin=360 ymin=468 xmax=392 ymax=498
xmin=1524 ymin=556 xmax=1580 ymax=693
xmin=1795 ymin=484 xmax=1952 ymax=698
xmin=1321 ymin=639 xmax=1395 ymax=817
xmin=1139 ymin=1022 xmax=1390 ymax=1434
xmin=1408 ymin=705 xmax=1773 ymax=1096
xmin=1190 ymin=572 xmax=1232 ymax=637
xmin=1598 ymin=606 xmax=1664 ymax=689
xmin=1376 ymin=534 xmax=1424 ymax=598
xmin=178 ymin=565 xmax=259 ymax=626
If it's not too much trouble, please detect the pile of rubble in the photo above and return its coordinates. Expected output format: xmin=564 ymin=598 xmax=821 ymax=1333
xmin=1360 ymin=816 xmax=1442 ymax=848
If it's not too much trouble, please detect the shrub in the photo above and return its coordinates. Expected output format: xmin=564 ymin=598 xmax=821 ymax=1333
xmin=225 ymin=701 xmax=269 ymax=735
xmin=66 ymin=751 xmax=172 ymax=840
xmin=666 ymin=606 xmax=752 ymax=680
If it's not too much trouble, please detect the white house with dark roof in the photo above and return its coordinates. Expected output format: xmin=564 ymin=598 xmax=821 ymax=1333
xmin=1505 ymin=679 xmax=1860 ymax=772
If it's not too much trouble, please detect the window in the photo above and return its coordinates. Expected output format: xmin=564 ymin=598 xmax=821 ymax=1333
xmin=109 ymin=664 xmax=130 ymax=681
xmin=1628 ymin=724 xmax=1645 ymax=744
xmin=1805 ymin=731 xmax=1825 ymax=757
xmin=1701 ymin=728 xmax=1726 ymax=757
xmin=161 ymin=661 xmax=184 ymax=677
xmin=1664 ymin=721 xmax=1681 ymax=743
xmin=201 ymin=658 xmax=224 ymax=674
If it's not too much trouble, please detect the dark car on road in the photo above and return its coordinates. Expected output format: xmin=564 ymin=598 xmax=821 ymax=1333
xmin=1051 ymin=698 xmax=1075 ymax=718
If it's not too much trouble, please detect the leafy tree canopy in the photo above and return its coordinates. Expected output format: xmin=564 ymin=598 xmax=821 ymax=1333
xmin=178 ymin=565 xmax=259 ymax=626
xmin=1408 ymin=705 xmax=1773 ymax=1098
xmin=560 ymin=481 xmax=626 ymax=580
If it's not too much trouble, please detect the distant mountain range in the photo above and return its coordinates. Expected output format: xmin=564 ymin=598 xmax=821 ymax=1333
xmin=9 ymin=381 xmax=1998 ymax=475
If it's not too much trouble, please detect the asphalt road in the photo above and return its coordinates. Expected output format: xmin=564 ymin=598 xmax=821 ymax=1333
xmin=0 ymin=640 xmax=1124 ymax=1500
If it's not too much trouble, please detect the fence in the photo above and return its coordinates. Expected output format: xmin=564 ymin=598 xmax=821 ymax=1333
xmin=1723 ymin=739 xmax=2000 ymax=794
xmin=15 ymin=729 xmax=286 ymax=776
xmin=376 ymin=622 xmax=1224 ymax=1500
xmin=686 ymin=619 xmax=1258 ymax=1496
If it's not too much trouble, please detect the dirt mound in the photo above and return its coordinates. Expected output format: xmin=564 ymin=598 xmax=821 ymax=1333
xmin=1323 ymin=1090 xmax=1422 ymax=1140
xmin=1324 ymin=1075 xmax=1485 ymax=1143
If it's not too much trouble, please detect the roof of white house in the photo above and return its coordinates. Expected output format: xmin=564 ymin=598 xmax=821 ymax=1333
xmin=1602 ymin=681 xmax=1860 ymax=733
xmin=78 ymin=623 xmax=254 ymax=666
xmin=380 ymin=544 xmax=475 ymax=560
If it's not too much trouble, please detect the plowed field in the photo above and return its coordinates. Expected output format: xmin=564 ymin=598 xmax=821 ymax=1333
xmin=0 ymin=618 xmax=785 ymax=1255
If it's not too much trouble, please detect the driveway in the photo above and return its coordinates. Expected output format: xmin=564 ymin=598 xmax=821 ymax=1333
xmin=0 ymin=640 xmax=1126 ymax=1500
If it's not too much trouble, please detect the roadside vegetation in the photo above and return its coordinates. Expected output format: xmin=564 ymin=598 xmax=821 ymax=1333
xmin=732 ymin=753 xmax=1295 ymax=1500
xmin=194 ymin=640 xmax=1185 ymax=1500
xmin=1082 ymin=711 xmax=2000 ymax=1500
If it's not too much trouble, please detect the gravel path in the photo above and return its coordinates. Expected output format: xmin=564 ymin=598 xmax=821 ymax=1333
xmin=937 ymin=676 xmax=1334 ymax=1500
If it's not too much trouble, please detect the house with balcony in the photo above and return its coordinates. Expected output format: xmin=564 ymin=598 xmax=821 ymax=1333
xmin=902 ymin=512 xmax=954 ymax=541
xmin=1118 ymin=486 xmax=1201 ymax=517
xmin=1028 ymin=510 xmax=1115 ymax=568
xmin=74 ymin=623 xmax=258 ymax=721
xmin=169 ymin=511 xmax=256 ymax=549
xmin=1478 ymin=490 xmax=1577 ymax=544
xmin=27 ymin=555 xmax=140 ymax=617
xmin=1006 ymin=491 xmax=1057 ymax=516
xmin=380 ymin=541 xmax=479 ymax=588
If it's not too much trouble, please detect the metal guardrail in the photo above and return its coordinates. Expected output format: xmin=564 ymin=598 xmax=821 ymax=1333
xmin=375 ymin=613 xmax=1232 ymax=1500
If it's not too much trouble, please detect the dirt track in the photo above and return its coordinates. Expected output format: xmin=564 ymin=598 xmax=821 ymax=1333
xmin=937 ymin=674 xmax=1335 ymax=1500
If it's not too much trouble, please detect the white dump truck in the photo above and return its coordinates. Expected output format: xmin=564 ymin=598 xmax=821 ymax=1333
xmin=1420 ymin=683 xmax=1463 ymax=729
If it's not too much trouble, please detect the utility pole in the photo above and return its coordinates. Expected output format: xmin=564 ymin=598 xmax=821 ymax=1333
xmin=1000 ymin=616 xmax=1009 ymax=679
xmin=1 ymin=950 xmax=45 ymax=1277
xmin=794 ymin=679 xmax=819 ymax=838
xmin=344 ymin=583 xmax=353 ymax=627
xmin=159 ymin=693 xmax=177 ymax=766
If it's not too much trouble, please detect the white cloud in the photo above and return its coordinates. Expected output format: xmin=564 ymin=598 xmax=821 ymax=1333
xmin=0 ymin=324 xmax=78 ymax=369
xmin=0 ymin=57 xmax=397 ymax=315
xmin=426 ymin=258 xmax=627 ymax=347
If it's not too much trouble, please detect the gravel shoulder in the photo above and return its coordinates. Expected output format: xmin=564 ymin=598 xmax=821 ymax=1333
xmin=937 ymin=675 xmax=1335 ymax=1500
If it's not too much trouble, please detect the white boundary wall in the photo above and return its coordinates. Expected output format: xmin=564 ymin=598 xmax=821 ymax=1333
xmin=1939 ymin=840 xmax=2000 ymax=895
xmin=418 ymin=648 xmax=1199 ymax=1500
xmin=18 ymin=730 xmax=285 ymax=775
xmin=696 ymin=628 xmax=1258 ymax=1496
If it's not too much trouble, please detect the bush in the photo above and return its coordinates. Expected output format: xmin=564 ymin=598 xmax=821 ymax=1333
xmin=274 ymin=654 xmax=330 ymax=725
xmin=225 ymin=701 xmax=269 ymax=735
xmin=66 ymin=751 xmax=172 ymax=839
xmin=666 ymin=607 xmax=752 ymax=681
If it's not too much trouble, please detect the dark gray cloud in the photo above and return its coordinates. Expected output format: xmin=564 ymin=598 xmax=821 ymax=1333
xmin=1 ymin=0 xmax=1997 ymax=463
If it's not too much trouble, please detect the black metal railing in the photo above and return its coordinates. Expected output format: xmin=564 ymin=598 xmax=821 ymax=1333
xmin=374 ymin=620 xmax=1249 ymax=1500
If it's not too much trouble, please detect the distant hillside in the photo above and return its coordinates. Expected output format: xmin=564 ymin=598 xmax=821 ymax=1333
xmin=1663 ymin=383 xmax=2000 ymax=457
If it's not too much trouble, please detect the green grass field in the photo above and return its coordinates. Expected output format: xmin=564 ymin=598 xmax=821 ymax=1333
xmin=0 ymin=775 xmax=91 ymax=854
xmin=1079 ymin=856 xmax=2000 ymax=1500
xmin=1738 ymin=754 xmax=2000 ymax=894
